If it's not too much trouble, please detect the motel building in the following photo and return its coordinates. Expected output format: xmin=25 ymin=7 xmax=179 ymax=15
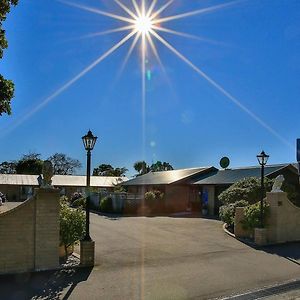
xmin=123 ymin=163 xmax=299 ymax=216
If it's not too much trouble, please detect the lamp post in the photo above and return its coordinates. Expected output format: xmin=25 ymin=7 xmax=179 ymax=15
xmin=257 ymin=150 xmax=269 ymax=228
xmin=82 ymin=130 xmax=97 ymax=241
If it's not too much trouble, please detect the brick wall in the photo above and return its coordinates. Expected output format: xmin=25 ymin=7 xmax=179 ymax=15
xmin=0 ymin=188 xmax=60 ymax=274
xmin=235 ymin=192 xmax=300 ymax=244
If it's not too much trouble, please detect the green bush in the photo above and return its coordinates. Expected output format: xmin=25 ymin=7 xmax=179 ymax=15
xmin=218 ymin=177 xmax=274 ymax=205
xmin=144 ymin=190 xmax=164 ymax=213
xmin=72 ymin=197 xmax=86 ymax=208
xmin=100 ymin=196 xmax=114 ymax=213
xmin=219 ymin=200 xmax=249 ymax=227
xmin=60 ymin=195 xmax=69 ymax=204
xmin=242 ymin=201 xmax=270 ymax=230
xmin=59 ymin=202 xmax=85 ymax=258
xmin=145 ymin=191 xmax=156 ymax=205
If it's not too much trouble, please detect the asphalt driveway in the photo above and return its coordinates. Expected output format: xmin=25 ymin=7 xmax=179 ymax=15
xmin=1 ymin=214 xmax=300 ymax=299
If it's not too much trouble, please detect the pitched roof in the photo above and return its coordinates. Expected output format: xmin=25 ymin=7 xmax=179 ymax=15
xmin=193 ymin=164 xmax=298 ymax=185
xmin=0 ymin=174 xmax=128 ymax=187
xmin=123 ymin=167 xmax=215 ymax=186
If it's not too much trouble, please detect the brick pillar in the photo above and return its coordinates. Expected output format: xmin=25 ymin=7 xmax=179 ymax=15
xmin=34 ymin=188 xmax=60 ymax=271
xmin=254 ymin=228 xmax=267 ymax=246
xmin=234 ymin=207 xmax=251 ymax=238
xmin=80 ymin=240 xmax=95 ymax=267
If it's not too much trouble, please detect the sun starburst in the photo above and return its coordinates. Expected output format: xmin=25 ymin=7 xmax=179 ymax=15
xmin=4 ymin=0 xmax=292 ymax=149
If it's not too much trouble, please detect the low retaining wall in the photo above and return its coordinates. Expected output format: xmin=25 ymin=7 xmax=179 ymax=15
xmin=0 ymin=188 xmax=60 ymax=274
xmin=235 ymin=192 xmax=300 ymax=245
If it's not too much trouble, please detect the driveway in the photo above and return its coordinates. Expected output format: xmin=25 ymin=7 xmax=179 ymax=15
xmin=1 ymin=214 xmax=300 ymax=299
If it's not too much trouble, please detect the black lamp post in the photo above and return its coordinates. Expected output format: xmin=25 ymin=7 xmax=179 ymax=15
xmin=257 ymin=150 xmax=269 ymax=228
xmin=82 ymin=130 xmax=97 ymax=241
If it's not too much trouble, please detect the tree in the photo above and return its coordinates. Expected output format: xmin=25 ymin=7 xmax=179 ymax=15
xmin=134 ymin=161 xmax=149 ymax=176
xmin=134 ymin=160 xmax=174 ymax=176
xmin=150 ymin=161 xmax=174 ymax=172
xmin=0 ymin=0 xmax=19 ymax=116
xmin=48 ymin=153 xmax=81 ymax=175
xmin=93 ymin=164 xmax=128 ymax=177
xmin=0 ymin=161 xmax=16 ymax=174
xmin=15 ymin=153 xmax=43 ymax=175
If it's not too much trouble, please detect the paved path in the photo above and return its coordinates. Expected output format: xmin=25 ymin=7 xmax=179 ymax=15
xmin=1 ymin=214 xmax=300 ymax=299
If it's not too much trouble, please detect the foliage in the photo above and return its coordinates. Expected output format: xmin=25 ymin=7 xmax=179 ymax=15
xmin=281 ymin=181 xmax=300 ymax=207
xmin=144 ymin=190 xmax=164 ymax=212
xmin=150 ymin=161 xmax=174 ymax=172
xmin=144 ymin=191 xmax=156 ymax=203
xmin=48 ymin=153 xmax=81 ymax=175
xmin=0 ymin=75 xmax=14 ymax=115
xmin=218 ymin=177 xmax=274 ymax=205
xmin=99 ymin=196 xmax=114 ymax=213
xmin=0 ymin=0 xmax=19 ymax=116
xmin=133 ymin=161 xmax=148 ymax=176
xmin=0 ymin=161 xmax=16 ymax=174
xmin=114 ymin=184 xmax=126 ymax=193
xmin=70 ymin=192 xmax=83 ymax=203
xmin=59 ymin=201 xmax=85 ymax=257
xmin=242 ymin=202 xmax=270 ymax=230
xmin=72 ymin=197 xmax=86 ymax=208
xmin=15 ymin=153 xmax=43 ymax=175
xmin=60 ymin=195 xmax=69 ymax=204
xmin=134 ymin=160 xmax=174 ymax=176
xmin=219 ymin=200 xmax=249 ymax=227
xmin=93 ymin=164 xmax=128 ymax=177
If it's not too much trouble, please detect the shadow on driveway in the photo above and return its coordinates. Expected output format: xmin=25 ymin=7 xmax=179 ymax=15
xmin=0 ymin=267 xmax=92 ymax=300
xmin=261 ymin=242 xmax=300 ymax=266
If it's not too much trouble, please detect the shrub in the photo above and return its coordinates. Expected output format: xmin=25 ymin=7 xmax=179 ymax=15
xmin=219 ymin=177 xmax=274 ymax=205
xmin=145 ymin=191 xmax=156 ymax=204
xmin=72 ymin=197 xmax=86 ymax=208
xmin=71 ymin=192 xmax=84 ymax=203
xmin=59 ymin=202 xmax=85 ymax=258
xmin=242 ymin=201 xmax=270 ymax=230
xmin=219 ymin=200 xmax=249 ymax=227
xmin=144 ymin=190 xmax=164 ymax=213
xmin=60 ymin=195 xmax=69 ymax=204
xmin=100 ymin=196 xmax=114 ymax=213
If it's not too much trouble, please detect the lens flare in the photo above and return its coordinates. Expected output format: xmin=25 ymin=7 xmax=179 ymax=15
xmin=135 ymin=15 xmax=153 ymax=34
xmin=4 ymin=0 xmax=291 ymax=149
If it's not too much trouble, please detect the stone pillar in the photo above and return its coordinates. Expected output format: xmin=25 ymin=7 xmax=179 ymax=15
xmin=80 ymin=240 xmax=95 ymax=267
xmin=234 ymin=207 xmax=251 ymax=238
xmin=34 ymin=188 xmax=60 ymax=271
xmin=254 ymin=228 xmax=267 ymax=246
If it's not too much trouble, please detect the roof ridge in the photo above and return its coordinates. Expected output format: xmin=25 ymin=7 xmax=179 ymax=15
xmin=223 ymin=163 xmax=294 ymax=171
xmin=151 ymin=166 xmax=212 ymax=174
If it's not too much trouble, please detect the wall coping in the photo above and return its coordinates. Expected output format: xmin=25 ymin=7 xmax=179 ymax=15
xmin=0 ymin=197 xmax=35 ymax=217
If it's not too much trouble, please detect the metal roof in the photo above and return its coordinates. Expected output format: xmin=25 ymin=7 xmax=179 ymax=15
xmin=193 ymin=164 xmax=297 ymax=185
xmin=123 ymin=167 xmax=215 ymax=186
xmin=0 ymin=174 xmax=128 ymax=187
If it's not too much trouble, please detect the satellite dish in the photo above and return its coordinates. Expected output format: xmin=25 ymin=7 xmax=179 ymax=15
xmin=220 ymin=157 xmax=230 ymax=169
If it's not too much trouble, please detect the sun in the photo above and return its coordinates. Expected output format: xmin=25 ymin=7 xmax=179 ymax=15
xmin=135 ymin=15 xmax=153 ymax=35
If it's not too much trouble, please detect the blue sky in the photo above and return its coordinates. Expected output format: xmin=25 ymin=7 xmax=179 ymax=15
xmin=1 ymin=0 xmax=300 ymax=176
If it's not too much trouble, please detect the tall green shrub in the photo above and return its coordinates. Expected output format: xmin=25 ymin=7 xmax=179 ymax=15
xmin=218 ymin=177 xmax=274 ymax=205
xmin=242 ymin=202 xmax=270 ymax=230
xmin=100 ymin=196 xmax=114 ymax=213
xmin=59 ymin=202 xmax=85 ymax=258
xmin=219 ymin=200 xmax=249 ymax=227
